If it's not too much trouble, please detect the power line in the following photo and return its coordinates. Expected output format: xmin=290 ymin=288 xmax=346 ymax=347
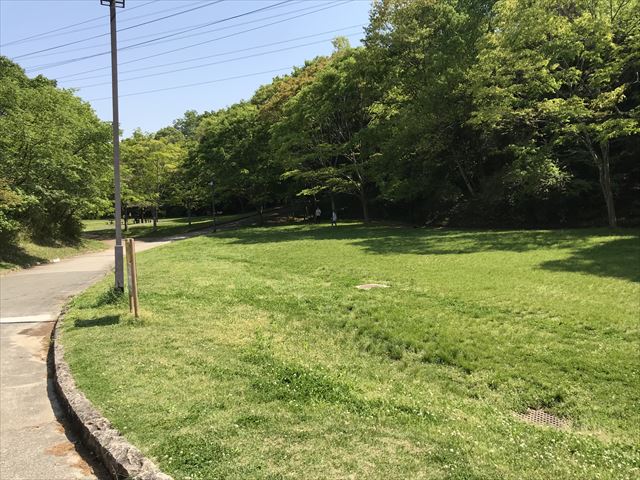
xmin=13 ymin=1 xmax=223 ymax=60
xmin=22 ymin=0 xmax=303 ymax=62
xmin=67 ymin=24 xmax=363 ymax=83
xmin=3 ymin=1 xmax=209 ymax=49
xmin=107 ymin=0 xmax=291 ymax=55
xmin=86 ymin=67 xmax=293 ymax=101
xmin=0 ymin=0 xmax=155 ymax=48
xmin=24 ymin=0 xmax=304 ymax=71
xmin=20 ymin=0 xmax=308 ymax=62
xmin=74 ymin=31 xmax=361 ymax=89
xmin=26 ymin=1 xmax=348 ymax=73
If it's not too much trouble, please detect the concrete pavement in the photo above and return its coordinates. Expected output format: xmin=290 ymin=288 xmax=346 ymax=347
xmin=0 ymin=240 xmax=168 ymax=480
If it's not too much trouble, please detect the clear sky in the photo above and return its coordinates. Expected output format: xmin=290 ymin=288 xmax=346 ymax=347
xmin=0 ymin=0 xmax=372 ymax=136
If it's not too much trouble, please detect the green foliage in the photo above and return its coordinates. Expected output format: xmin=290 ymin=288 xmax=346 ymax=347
xmin=0 ymin=56 xmax=111 ymax=244
xmin=469 ymin=0 xmax=640 ymax=226
xmin=8 ymin=0 xmax=639 ymax=239
xmin=170 ymin=0 xmax=638 ymax=227
xmin=120 ymin=129 xmax=185 ymax=227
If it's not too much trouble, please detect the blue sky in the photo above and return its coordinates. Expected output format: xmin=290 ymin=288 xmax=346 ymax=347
xmin=0 ymin=0 xmax=371 ymax=136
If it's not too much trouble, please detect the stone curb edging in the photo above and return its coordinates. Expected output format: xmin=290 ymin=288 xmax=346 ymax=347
xmin=51 ymin=312 xmax=173 ymax=480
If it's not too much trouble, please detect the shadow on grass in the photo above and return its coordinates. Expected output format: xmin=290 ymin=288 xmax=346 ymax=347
xmin=0 ymin=243 xmax=47 ymax=269
xmin=540 ymin=237 xmax=640 ymax=283
xmin=0 ymin=238 xmax=82 ymax=270
xmin=84 ymin=219 xmax=215 ymax=241
xmin=73 ymin=315 xmax=120 ymax=328
xmin=214 ymin=224 xmax=640 ymax=283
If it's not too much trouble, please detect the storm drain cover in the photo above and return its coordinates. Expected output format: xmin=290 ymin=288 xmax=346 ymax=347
xmin=515 ymin=409 xmax=568 ymax=429
xmin=356 ymin=283 xmax=390 ymax=290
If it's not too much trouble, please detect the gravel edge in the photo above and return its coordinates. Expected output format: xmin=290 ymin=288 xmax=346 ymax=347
xmin=52 ymin=312 xmax=173 ymax=480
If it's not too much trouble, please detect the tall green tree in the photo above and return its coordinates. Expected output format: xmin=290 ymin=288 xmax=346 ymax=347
xmin=0 ymin=57 xmax=111 ymax=243
xmin=470 ymin=0 xmax=640 ymax=227
xmin=275 ymin=43 xmax=377 ymax=221
xmin=121 ymin=130 xmax=184 ymax=230
xmin=197 ymin=102 xmax=281 ymax=220
xmin=364 ymin=0 xmax=493 ymax=221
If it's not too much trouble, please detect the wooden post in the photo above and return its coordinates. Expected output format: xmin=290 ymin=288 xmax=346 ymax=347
xmin=125 ymin=238 xmax=140 ymax=318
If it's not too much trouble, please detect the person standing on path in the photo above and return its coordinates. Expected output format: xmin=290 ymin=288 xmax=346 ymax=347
xmin=315 ymin=207 xmax=322 ymax=223
xmin=331 ymin=211 xmax=338 ymax=226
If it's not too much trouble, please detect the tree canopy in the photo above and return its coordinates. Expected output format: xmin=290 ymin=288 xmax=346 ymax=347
xmin=0 ymin=57 xmax=111 ymax=244
xmin=2 ymin=0 xmax=638 ymax=241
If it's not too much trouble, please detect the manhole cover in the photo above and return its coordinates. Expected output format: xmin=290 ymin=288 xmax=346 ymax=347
xmin=356 ymin=284 xmax=389 ymax=290
xmin=515 ymin=409 xmax=568 ymax=428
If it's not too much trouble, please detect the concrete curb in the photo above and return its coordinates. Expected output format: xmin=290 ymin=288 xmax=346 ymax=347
xmin=51 ymin=312 xmax=173 ymax=480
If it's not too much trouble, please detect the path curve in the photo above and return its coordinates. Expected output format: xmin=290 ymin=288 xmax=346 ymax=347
xmin=0 ymin=210 xmax=279 ymax=479
xmin=0 ymin=240 xmax=169 ymax=480
xmin=0 ymin=210 xmax=280 ymax=479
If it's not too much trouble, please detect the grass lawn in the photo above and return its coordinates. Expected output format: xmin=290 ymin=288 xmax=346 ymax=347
xmin=0 ymin=236 xmax=105 ymax=273
xmin=83 ymin=213 xmax=251 ymax=240
xmin=61 ymin=224 xmax=640 ymax=479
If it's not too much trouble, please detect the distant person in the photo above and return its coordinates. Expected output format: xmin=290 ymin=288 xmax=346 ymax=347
xmin=331 ymin=211 xmax=337 ymax=226
xmin=315 ymin=207 xmax=321 ymax=223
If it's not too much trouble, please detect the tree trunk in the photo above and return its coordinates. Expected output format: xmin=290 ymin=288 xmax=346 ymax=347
xmin=259 ymin=204 xmax=264 ymax=226
xmin=454 ymin=157 xmax=475 ymax=197
xmin=123 ymin=206 xmax=128 ymax=231
xmin=187 ymin=207 xmax=192 ymax=226
xmin=359 ymin=186 xmax=369 ymax=222
xmin=598 ymin=141 xmax=617 ymax=228
xmin=153 ymin=206 xmax=158 ymax=231
xmin=329 ymin=192 xmax=336 ymax=216
xmin=582 ymin=136 xmax=617 ymax=228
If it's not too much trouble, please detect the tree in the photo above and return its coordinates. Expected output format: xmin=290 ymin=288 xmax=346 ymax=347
xmin=274 ymin=43 xmax=377 ymax=221
xmin=364 ymin=0 xmax=494 ymax=222
xmin=470 ymin=0 xmax=640 ymax=227
xmin=0 ymin=57 xmax=111 ymax=243
xmin=197 ymin=102 xmax=281 ymax=221
xmin=121 ymin=130 xmax=184 ymax=230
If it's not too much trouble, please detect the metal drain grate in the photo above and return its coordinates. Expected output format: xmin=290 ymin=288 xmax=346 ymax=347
xmin=515 ymin=409 xmax=569 ymax=428
xmin=356 ymin=283 xmax=389 ymax=290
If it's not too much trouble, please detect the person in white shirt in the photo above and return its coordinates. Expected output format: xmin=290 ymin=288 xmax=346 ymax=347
xmin=331 ymin=211 xmax=337 ymax=226
xmin=315 ymin=207 xmax=321 ymax=223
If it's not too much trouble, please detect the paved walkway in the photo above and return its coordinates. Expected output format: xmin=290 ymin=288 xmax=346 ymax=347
xmin=0 ymin=240 xmax=168 ymax=480
xmin=0 ymin=212 xmax=275 ymax=479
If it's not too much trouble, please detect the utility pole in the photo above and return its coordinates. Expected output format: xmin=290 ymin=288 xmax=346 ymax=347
xmin=102 ymin=0 xmax=125 ymax=290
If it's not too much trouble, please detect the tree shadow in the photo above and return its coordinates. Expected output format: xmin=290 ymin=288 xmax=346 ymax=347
xmin=539 ymin=236 xmax=640 ymax=283
xmin=0 ymin=237 xmax=82 ymax=270
xmin=73 ymin=315 xmax=120 ymax=328
xmin=0 ymin=243 xmax=47 ymax=269
xmin=213 ymin=224 xmax=640 ymax=282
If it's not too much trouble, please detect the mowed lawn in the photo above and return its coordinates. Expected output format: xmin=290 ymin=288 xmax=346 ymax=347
xmin=61 ymin=224 xmax=640 ymax=479
xmin=83 ymin=213 xmax=249 ymax=240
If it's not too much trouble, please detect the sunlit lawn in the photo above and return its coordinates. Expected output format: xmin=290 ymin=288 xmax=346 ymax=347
xmin=83 ymin=213 xmax=249 ymax=240
xmin=61 ymin=224 xmax=640 ymax=479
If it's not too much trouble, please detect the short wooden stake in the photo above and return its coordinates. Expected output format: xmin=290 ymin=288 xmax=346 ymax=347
xmin=125 ymin=238 xmax=140 ymax=318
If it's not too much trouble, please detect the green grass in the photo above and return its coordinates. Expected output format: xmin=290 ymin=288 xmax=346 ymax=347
xmin=0 ymin=236 xmax=105 ymax=273
xmin=61 ymin=224 xmax=640 ymax=479
xmin=83 ymin=213 xmax=250 ymax=240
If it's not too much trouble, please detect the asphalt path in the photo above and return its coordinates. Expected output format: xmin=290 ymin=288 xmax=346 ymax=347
xmin=0 ymin=239 xmax=169 ymax=480
xmin=0 ymin=211 xmax=275 ymax=479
